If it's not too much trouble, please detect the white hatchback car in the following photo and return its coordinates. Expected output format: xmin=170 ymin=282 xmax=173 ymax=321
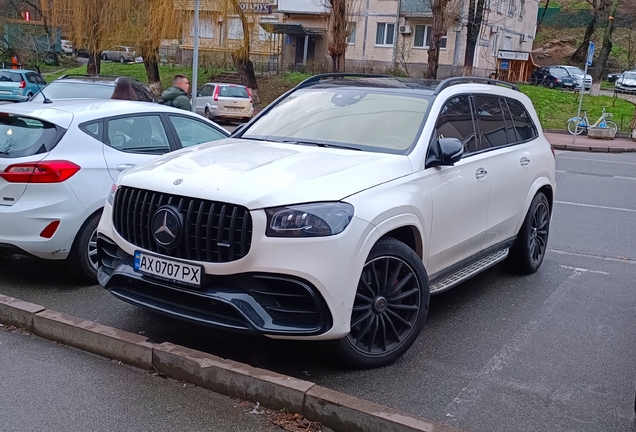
xmin=97 ymin=75 xmax=556 ymax=368
xmin=0 ymin=100 xmax=229 ymax=281
xmin=194 ymin=82 xmax=254 ymax=123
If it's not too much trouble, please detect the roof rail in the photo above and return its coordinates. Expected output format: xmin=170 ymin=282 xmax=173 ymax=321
xmin=295 ymin=73 xmax=393 ymax=89
xmin=57 ymin=74 xmax=141 ymax=82
xmin=433 ymin=77 xmax=520 ymax=95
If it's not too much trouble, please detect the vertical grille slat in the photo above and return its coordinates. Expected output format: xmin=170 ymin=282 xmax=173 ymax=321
xmin=113 ymin=187 xmax=252 ymax=263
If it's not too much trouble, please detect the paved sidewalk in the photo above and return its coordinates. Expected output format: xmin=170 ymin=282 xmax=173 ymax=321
xmin=0 ymin=326 xmax=273 ymax=432
xmin=544 ymin=131 xmax=636 ymax=153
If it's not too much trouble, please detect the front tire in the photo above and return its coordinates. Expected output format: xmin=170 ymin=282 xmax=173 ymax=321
xmin=567 ymin=119 xmax=586 ymax=135
xmin=605 ymin=120 xmax=618 ymax=135
xmin=505 ymin=193 xmax=550 ymax=274
xmin=67 ymin=212 xmax=101 ymax=283
xmin=337 ymin=237 xmax=430 ymax=368
xmin=102 ymin=53 xmax=108 ymax=61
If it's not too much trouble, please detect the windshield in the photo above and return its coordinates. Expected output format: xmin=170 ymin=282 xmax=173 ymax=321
xmin=242 ymin=87 xmax=431 ymax=154
xmin=565 ymin=67 xmax=585 ymax=75
xmin=0 ymin=116 xmax=64 ymax=158
xmin=31 ymin=81 xmax=114 ymax=101
xmin=0 ymin=72 xmax=21 ymax=83
xmin=622 ymin=72 xmax=636 ymax=80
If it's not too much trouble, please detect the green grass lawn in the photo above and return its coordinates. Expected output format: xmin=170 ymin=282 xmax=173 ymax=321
xmin=519 ymin=84 xmax=635 ymax=131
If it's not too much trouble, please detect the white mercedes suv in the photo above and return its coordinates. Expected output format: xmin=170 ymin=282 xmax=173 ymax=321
xmin=97 ymin=75 xmax=556 ymax=368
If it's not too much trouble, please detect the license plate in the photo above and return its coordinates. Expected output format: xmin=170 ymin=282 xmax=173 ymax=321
xmin=134 ymin=251 xmax=202 ymax=287
xmin=227 ymin=107 xmax=242 ymax=112
xmin=0 ymin=91 xmax=11 ymax=95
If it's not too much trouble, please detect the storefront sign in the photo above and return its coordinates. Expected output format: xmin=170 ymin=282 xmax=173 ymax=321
xmin=499 ymin=60 xmax=510 ymax=70
xmin=479 ymin=39 xmax=489 ymax=47
xmin=497 ymin=50 xmax=529 ymax=61
xmin=240 ymin=3 xmax=272 ymax=13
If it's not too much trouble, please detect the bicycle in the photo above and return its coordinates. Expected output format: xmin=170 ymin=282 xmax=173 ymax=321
xmin=567 ymin=106 xmax=618 ymax=136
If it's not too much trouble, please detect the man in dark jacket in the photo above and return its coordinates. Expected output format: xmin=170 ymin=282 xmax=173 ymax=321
xmin=161 ymin=74 xmax=191 ymax=110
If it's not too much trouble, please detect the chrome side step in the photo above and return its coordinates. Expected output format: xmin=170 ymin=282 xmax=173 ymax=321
xmin=429 ymin=248 xmax=509 ymax=295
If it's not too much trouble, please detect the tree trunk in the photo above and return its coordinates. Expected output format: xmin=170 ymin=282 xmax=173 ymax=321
xmin=328 ymin=0 xmax=347 ymax=73
xmin=143 ymin=56 xmax=162 ymax=97
xmin=427 ymin=0 xmax=447 ymax=79
xmin=590 ymin=0 xmax=619 ymax=96
xmin=87 ymin=51 xmax=101 ymax=74
xmin=463 ymin=0 xmax=485 ymax=76
xmin=570 ymin=0 xmax=610 ymax=63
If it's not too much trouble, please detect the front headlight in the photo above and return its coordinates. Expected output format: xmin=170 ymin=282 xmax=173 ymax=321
xmin=265 ymin=202 xmax=354 ymax=237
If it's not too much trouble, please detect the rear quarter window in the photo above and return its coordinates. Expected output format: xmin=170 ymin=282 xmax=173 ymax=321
xmin=0 ymin=116 xmax=65 ymax=158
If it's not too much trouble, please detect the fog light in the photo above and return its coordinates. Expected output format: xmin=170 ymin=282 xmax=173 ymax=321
xmin=40 ymin=221 xmax=60 ymax=238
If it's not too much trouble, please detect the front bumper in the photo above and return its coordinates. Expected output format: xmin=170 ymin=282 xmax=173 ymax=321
xmin=97 ymin=201 xmax=379 ymax=340
xmin=0 ymin=184 xmax=88 ymax=259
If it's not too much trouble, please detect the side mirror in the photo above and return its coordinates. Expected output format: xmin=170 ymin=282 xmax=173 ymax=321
xmin=426 ymin=137 xmax=463 ymax=168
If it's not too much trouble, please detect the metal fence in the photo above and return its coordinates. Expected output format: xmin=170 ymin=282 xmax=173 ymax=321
xmin=537 ymin=111 xmax=634 ymax=132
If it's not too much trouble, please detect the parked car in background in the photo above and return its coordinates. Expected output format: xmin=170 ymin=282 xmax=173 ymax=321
xmin=607 ymin=72 xmax=623 ymax=83
xmin=195 ymin=83 xmax=254 ymax=123
xmin=0 ymin=69 xmax=47 ymax=102
xmin=97 ymin=75 xmax=556 ymax=368
xmin=614 ymin=71 xmax=636 ymax=93
xmin=101 ymin=46 xmax=136 ymax=63
xmin=530 ymin=66 xmax=577 ymax=89
xmin=30 ymin=74 xmax=157 ymax=103
xmin=557 ymin=65 xmax=593 ymax=90
xmin=0 ymin=100 xmax=229 ymax=282
xmin=74 ymin=48 xmax=89 ymax=58
xmin=60 ymin=40 xmax=74 ymax=55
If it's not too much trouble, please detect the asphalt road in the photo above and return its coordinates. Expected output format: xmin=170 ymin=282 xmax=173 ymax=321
xmin=1 ymin=151 xmax=635 ymax=432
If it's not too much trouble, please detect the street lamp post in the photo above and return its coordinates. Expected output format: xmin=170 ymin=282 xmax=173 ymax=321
xmin=191 ymin=0 xmax=200 ymax=113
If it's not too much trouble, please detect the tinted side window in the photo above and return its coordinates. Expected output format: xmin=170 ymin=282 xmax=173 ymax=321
xmin=106 ymin=115 xmax=171 ymax=154
xmin=131 ymin=83 xmax=152 ymax=102
xmin=26 ymin=73 xmax=38 ymax=84
xmin=169 ymin=115 xmax=227 ymax=147
xmin=199 ymin=85 xmax=211 ymax=97
xmin=435 ymin=95 xmax=479 ymax=154
xmin=506 ymin=99 xmax=538 ymax=141
xmin=79 ymin=120 xmax=103 ymax=141
xmin=500 ymin=98 xmax=519 ymax=144
xmin=473 ymin=95 xmax=508 ymax=149
xmin=37 ymin=75 xmax=47 ymax=85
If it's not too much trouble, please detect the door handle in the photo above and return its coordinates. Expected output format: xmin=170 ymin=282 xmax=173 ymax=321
xmin=520 ymin=157 xmax=531 ymax=167
xmin=117 ymin=164 xmax=135 ymax=172
xmin=475 ymin=168 xmax=488 ymax=179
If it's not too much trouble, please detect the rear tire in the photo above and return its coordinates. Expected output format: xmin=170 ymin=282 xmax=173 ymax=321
xmin=336 ymin=237 xmax=430 ymax=368
xmin=567 ymin=119 xmax=586 ymax=135
xmin=504 ymin=193 xmax=550 ymax=274
xmin=67 ymin=212 xmax=101 ymax=283
xmin=119 ymin=56 xmax=126 ymax=64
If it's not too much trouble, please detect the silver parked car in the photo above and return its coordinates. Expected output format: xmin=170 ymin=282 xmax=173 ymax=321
xmin=101 ymin=46 xmax=136 ymax=63
xmin=195 ymin=83 xmax=254 ymax=123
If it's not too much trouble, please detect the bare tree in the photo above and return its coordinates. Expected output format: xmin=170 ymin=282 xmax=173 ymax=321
xmin=427 ymin=0 xmax=459 ymax=78
xmin=590 ymin=0 xmax=620 ymax=96
xmin=463 ymin=0 xmax=486 ymax=76
xmin=570 ymin=0 xmax=612 ymax=63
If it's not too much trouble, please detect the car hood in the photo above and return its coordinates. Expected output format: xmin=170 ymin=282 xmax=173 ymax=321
xmin=118 ymin=138 xmax=413 ymax=209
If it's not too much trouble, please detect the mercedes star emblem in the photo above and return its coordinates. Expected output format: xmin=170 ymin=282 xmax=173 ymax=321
xmin=173 ymin=178 xmax=183 ymax=185
xmin=151 ymin=206 xmax=182 ymax=249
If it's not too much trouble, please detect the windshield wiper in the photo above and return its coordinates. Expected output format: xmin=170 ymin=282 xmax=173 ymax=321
xmin=0 ymin=151 xmax=9 ymax=155
xmin=277 ymin=139 xmax=362 ymax=151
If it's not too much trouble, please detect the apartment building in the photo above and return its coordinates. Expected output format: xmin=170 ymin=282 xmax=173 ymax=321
xmin=276 ymin=0 xmax=538 ymax=78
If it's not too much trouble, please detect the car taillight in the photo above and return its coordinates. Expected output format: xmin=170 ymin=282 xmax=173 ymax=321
xmin=0 ymin=160 xmax=81 ymax=183
xmin=247 ymin=88 xmax=252 ymax=103
xmin=19 ymin=80 xmax=26 ymax=89
xmin=213 ymin=85 xmax=220 ymax=101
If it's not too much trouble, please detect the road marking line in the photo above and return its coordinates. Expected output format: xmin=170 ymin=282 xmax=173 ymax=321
xmin=556 ymin=156 xmax=636 ymax=166
xmin=555 ymin=200 xmax=636 ymax=213
xmin=555 ymin=169 xmax=568 ymax=173
xmin=614 ymin=175 xmax=636 ymax=181
xmin=559 ymin=265 xmax=609 ymax=275
xmin=444 ymin=269 xmax=583 ymax=424
xmin=548 ymin=249 xmax=636 ymax=265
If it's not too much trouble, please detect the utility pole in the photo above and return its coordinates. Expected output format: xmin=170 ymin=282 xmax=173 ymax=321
xmin=191 ymin=0 xmax=200 ymax=113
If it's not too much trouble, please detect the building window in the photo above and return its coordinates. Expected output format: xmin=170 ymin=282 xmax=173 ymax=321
xmin=497 ymin=0 xmax=506 ymax=14
xmin=503 ymin=35 xmax=513 ymax=50
xmin=190 ymin=18 xmax=214 ymax=39
xmin=228 ymin=17 xmax=244 ymax=40
xmin=375 ymin=23 xmax=395 ymax=46
xmin=413 ymin=25 xmax=447 ymax=49
xmin=491 ymin=33 xmax=499 ymax=56
xmin=347 ymin=22 xmax=356 ymax=44
xmin=508 ymin=0 xmax=515 ymax=16
xmin=519 ymin=0 xmax=526 ymax=19
xmin=258 ymin=18 xmax=275 ymax=41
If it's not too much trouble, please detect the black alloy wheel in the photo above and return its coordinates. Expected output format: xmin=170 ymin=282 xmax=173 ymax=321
xmin=338 ymin=238 xmax=429 ymax=368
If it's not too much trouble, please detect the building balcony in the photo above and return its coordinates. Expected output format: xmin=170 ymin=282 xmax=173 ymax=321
xmin=278 ymin=0 xmax=329 ymax=14
xmin=401 ymin=0 xmax=432 ymax=17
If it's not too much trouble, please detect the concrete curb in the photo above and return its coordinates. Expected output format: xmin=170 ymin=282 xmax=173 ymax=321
xmin=550 ymin=143 xmax=636 ymax=153
xmin=0 ymin=294 xmax=461 ymax=432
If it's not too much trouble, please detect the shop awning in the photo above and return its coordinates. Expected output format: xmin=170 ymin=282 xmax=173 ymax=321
xmin=260 ymin=22 xmax=324 ymax=36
